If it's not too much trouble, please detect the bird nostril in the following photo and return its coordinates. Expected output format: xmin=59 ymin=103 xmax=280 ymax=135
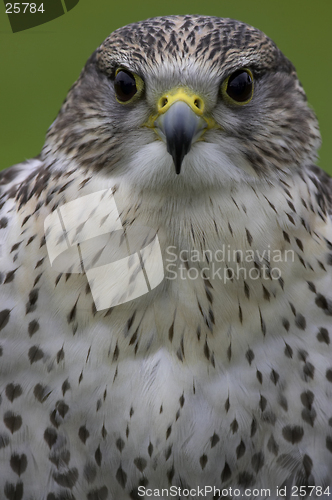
xmin=160 ymin=97 xmax=168 ymax=108
xmin=194 ymin=98 xmax=202 ymax=110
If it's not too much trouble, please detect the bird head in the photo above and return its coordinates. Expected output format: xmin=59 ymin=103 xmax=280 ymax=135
xmin=44 ymin=15 xmax=321 ymax=193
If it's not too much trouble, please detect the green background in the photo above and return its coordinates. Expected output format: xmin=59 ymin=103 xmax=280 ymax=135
xmin=0 ymin=0 xmax=331 ymax=174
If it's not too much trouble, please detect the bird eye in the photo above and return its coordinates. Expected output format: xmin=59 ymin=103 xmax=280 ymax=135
xmin=114 ymin=69 xmax=141 ymax=103
xmin=223 ymin=69 xmax=254 ymax=104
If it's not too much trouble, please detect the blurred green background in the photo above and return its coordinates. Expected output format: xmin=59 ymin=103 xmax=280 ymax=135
xmin=0 ymin=0 xmax=331 ymax=174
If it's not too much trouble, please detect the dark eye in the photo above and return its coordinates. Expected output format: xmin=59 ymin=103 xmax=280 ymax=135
xmin=225 ymin=69 xmax=253 ymax=103
xmin=114 ymin=70 xmax=137 ymax=102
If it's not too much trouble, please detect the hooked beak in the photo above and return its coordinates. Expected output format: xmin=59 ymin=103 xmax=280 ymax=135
xmin=155 ymin=101 xmax=207 ymax=174
xmin=146 ymin=89 xmax=217 ymax=174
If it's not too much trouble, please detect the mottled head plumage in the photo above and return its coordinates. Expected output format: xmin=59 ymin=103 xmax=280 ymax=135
xmin=97 ymin=15 xmax=294 ymax=76
xmin=44 ymin=14 xmax=320 ymax=191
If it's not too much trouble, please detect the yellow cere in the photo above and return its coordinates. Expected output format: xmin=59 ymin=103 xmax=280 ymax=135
xmin=145 ymin=88 xmax=218 ymax=130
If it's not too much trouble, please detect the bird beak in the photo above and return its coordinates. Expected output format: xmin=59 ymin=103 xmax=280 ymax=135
xmin=146 ymin=89 xmax=216 ymax=174
xmin=155 ymin=101 xmax=207 ymax=174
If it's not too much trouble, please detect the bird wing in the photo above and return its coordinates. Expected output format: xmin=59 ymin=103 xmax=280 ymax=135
xmin=0 ymin=157 xmax=43 ymax=197
xmin=307 ymin=164 xmax=332 ymax=217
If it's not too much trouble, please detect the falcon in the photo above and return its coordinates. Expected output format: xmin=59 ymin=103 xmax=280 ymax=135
xmin=1 ymin=15 xmax=332 ymax=500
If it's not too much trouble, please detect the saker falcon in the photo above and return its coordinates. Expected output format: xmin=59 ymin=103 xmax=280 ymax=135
xmin=0 ymin=14 xmax=332 ymax=500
